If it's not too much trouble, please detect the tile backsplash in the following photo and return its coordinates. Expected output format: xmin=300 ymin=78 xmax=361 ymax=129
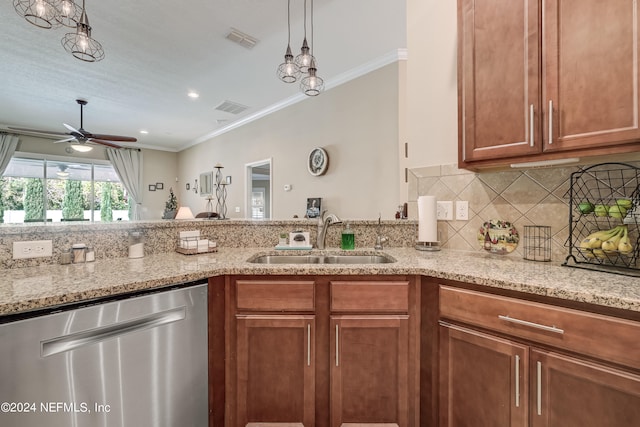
xmin=408 ymin=162 xmax=640 ymax=262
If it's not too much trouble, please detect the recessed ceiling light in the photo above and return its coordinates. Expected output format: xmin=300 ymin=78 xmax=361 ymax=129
xmin=140 ymin=130 xmax=149 ymax=134
xmin=188 ymin=91 xmax=200 ymax=99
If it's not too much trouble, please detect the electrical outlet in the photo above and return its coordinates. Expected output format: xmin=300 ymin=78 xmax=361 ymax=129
xmin=436 ymin=201 xmax=453 ymax=220
xmin=456 ymin=200 xmax=469 ymax=220
xmin=235 ymin=207 xmax=241 ymax=213
xmin=13 ymin=240 xmax=53 ymax=259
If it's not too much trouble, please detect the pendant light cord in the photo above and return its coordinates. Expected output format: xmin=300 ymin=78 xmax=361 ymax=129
xmin=310 ymin=0 xmax=314 ymax=57
xmin=287 ymin=0 xmax=291 ymax=45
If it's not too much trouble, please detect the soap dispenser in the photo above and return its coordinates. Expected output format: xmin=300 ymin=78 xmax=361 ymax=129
xmin=341 ymin=223 xmax=355 ymax=250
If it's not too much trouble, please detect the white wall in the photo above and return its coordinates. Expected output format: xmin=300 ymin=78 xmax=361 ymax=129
xmin=405 ymin=0 xmax=458 ymax=168
xmin=177 ymin=63 xmax=402 ymax=220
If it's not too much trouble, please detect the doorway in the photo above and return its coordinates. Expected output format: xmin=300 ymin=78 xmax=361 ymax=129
xmin=245 ymin=159 xmax=272 ymax=219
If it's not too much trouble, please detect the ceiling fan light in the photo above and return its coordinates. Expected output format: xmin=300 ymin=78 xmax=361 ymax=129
xmin=14 ymin=0 xmax=59 ymax=29
xmin=70 ymin=143 xmax=92 ymax=152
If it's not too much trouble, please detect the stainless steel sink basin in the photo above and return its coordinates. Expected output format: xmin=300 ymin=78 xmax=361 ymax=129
xmin=248 ymin=254 xmax=396 ymax=264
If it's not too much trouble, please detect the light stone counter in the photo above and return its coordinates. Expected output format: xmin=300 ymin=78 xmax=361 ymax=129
xmin=1 ymin=247 xmax=640 ymax=316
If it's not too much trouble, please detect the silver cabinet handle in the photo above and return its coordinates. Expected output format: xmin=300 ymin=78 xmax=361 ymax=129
xmin=335 ymin=324 xmax=339 ymax=367
xmin=530 ymin=104 xmax=535 ymax=146
xmin=41 ymin=306 xmax=186 ymax=357
xmin=537 ymin=361 xmax=542 ymax=415
xmin=515 ymin=355 xmax=520 ymax=408
xmin=307 ymin=323 xmax=311 ymax=367
xmin=498 ymin=315 xmax=564 ymax=334
xmin=548 ymin=100 xmax=553 ymax=144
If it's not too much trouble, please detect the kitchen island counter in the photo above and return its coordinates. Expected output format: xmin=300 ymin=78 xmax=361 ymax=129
xmin=2 ymin=247 xmax=639 ymax=316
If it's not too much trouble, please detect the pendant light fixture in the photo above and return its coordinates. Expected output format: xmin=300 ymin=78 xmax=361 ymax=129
xmin=299 ymin=0 xmax=324 ymax=96
xmin=13 ymin=0 xmax=59 ymax=29
xmin=294 ymin=0 xmax=316 ymax=74
xmin=55 ymin=0 xmax=82 ymax=28
xmin=277 ymin=0 xmax=299 ymax=83
xmin=61 ymin=0 xmax=104 ymax=62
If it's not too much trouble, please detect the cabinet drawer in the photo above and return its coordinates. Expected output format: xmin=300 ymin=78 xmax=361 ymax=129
xmin=330 ymin=281 xmax=409 ymax=313
xmin=236 ymin=280 xmax=315 ymax=312
xmin=439 ymin=285 xmax=640 ymax=370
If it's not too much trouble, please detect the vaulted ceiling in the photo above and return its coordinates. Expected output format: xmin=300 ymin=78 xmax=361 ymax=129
xmin=0 ymin=0 xmax=406 ymax=152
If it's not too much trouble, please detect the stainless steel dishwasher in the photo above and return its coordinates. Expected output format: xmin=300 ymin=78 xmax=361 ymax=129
xmin=0 ymin=281 xmax=208 ymax=427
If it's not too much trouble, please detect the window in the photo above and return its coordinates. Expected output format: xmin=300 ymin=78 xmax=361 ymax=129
xmin=0 ymin=154 xmax=129 ymax=224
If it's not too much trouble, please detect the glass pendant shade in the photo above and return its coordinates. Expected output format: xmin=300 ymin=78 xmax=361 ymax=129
xmin=277 ymin=44 xmax=300 ymax=83
xmin=300 ymin=60 xmax=324 ymax=96
xmin=14 ymin=0 xmax=59 ymax=29
xmin=62 ymin=8 xmax=104 ymax=62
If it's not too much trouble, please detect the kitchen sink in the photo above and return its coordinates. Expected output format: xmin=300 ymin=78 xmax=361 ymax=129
xmin=248 ymin=254 xmax=396 ymax=264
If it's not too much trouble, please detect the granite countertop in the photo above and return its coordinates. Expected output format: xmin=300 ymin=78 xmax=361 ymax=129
xmin=1 ymin=247 xmax=640 ymax=317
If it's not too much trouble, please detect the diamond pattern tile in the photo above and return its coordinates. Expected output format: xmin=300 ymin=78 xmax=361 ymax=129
xmin=501 ymin=175 xmax=549 ymax=215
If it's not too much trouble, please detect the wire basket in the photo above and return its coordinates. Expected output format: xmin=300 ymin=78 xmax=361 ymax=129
xmin=523 ymin=225 xmax=551 ymax=262
xmin=176 ymin=236 xmax=218 ymax=255
xmin=563 ymin=162 xmax=640 ymax=276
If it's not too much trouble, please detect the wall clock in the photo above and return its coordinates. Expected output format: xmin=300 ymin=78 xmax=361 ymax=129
xmin=308 ymin=147 xmax=329 ymax=176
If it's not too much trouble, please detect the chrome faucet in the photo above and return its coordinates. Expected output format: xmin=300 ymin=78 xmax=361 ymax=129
xmin=316 ymin=210 xmax=342 ymax=249
xmin=374 ymin=214 xmax=388 ymax=250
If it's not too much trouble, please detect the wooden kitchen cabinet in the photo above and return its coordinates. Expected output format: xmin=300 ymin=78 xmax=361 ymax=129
xmin=236 ymin=315 xmax=315 ymax=427
xmin=458 ymin=0 xmax=640 ymax=169
xmin=224 ymin=276 xmax=420 ymax=427
xmin=439 ymin=285 xmax=640 ymax=427
xmin=439 ymin=324 xmax=528 ymax=427
xmin=329 ymin=280 xmax=414 ymax=427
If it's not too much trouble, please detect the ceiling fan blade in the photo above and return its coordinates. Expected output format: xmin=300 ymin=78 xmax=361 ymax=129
xmin=89 ymin=133 xmax=138 ymax=142
xmin=63 ymin=123 xmax=82 ymax=134
xmin=89 ymin=139 xmax=123 ymax=149
xmin=8 ymin=126 xmax=69 ymax=136
xmin=53 ymin=137 xmax=77 ymax=144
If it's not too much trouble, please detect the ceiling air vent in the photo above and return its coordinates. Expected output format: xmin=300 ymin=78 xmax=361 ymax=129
xmin=215 ymin=100 xmax=249 ymax=115
xmin=225 ymin=28 xmax=258 ymax=49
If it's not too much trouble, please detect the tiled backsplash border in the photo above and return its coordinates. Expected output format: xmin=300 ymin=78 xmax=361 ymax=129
xmin=408 ymin=161 xmax=640 ymax=262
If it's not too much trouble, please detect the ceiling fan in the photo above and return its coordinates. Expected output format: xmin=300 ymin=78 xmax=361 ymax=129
xmin=9 ymin=99 xmax=138 ymax=149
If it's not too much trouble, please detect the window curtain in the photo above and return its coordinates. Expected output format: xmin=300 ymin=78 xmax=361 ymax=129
xmin=106 ymin=148 xmax=143 ymax=220
xmin=0 ymin=133 xmax=19 ymax=176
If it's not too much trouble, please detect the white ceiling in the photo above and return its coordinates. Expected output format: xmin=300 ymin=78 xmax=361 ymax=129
xmin=0 ymin=0 xmax=406 ymax=152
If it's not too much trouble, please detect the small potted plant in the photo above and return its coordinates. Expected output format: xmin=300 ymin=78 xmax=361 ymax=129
xmin=163 ymin=187 xmax=178 ymax=219
xmin=278 ymin=233 xmax=288 ymax=246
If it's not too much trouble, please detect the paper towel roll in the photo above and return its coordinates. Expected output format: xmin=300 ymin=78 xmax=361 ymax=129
xmin=418 ymin=195 xmax=438 ymax=243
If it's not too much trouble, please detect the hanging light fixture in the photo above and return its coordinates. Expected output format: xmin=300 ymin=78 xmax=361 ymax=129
xmin=61 ymin=0 xmax=104 ymax=62
xmin=276 ymin=0 xmax=299 ymax=83
xmin=13 ymin=0 xmax=59 ymax=29
xmin=294 ymin=0 xmax=316 ymax=74
xmin=54 ymin=0 xmax=82 ymax=28
xmin=299 ymin=0 xmax=324 ymax=96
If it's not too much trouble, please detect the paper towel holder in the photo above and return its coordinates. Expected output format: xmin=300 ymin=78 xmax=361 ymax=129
xmin=415 ymin=241 xmax=440 ymax=251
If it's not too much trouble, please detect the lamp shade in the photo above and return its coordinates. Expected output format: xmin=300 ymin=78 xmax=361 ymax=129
xmin=175 ymin=206 xmax=195 ymax=220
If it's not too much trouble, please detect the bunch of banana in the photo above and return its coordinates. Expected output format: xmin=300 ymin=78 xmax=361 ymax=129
xmin=579 ymin=225 xmax=634 ymax=255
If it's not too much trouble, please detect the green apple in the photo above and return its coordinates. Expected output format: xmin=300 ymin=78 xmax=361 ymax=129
xmin=578 ymin=201 xmax=595 ymax=214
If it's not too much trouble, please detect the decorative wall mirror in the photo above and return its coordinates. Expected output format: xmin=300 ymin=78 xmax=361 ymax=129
xmin=199 ymin=171 xmax=213 ymax=196
xmin=245 ymin=158 xmax=272 ymax=219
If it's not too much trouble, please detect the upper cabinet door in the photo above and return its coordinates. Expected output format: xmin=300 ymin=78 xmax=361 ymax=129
xmin=543 ymin=0 xmax=640 ymax=151
xmin=458 ymin=0 xmax=541 ymax=162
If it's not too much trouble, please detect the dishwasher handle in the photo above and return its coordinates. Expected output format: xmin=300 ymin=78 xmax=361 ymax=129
xmin=41 ymin=306 xmax=186 ymax=357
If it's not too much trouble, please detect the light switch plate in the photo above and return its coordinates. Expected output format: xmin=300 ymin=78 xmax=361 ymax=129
xmin=436 ymin=201 xmax=453 ymax=220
